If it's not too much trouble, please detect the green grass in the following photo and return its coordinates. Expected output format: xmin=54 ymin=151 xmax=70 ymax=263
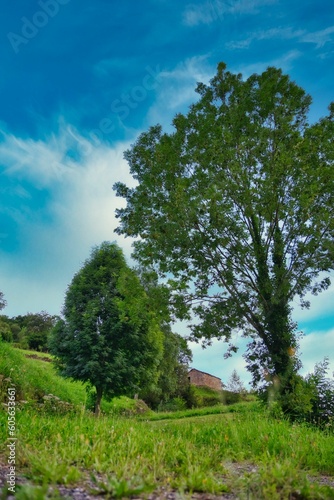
xmin=1 ymin=407 xmax=334 ymax=498
xmin=1 ymin=341 xmax=334 ymax=498
xmin=0 ymin=342 xmax=86 ymax=406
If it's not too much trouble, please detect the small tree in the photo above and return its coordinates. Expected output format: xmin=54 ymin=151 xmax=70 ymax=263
xmin=226 ymin=369 xmax=246 ymax=394
xmin=49 ymin=242 xmax=164 ymax=415
xmin=306 ymin=358 xmax=334 ymax=427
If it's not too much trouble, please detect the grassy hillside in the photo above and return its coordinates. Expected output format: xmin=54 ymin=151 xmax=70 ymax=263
xmin=0 ymin=341 xmax=86 ymax=406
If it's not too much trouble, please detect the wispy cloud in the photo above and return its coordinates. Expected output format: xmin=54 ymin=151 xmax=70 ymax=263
xmin=226 ymin=26 xmax=305 ymax=50
xmin=230 ymin=50 xmax=301 ymax=78
xmin=183 ymin=0 xmax=277 ymax=27
xmin=226 ymin=25 xmax=334 ymax=52
xmin=300 ymin=25 xmax=334 ymax=48
xmin=145 ymin=55 xmax=214 ymax=125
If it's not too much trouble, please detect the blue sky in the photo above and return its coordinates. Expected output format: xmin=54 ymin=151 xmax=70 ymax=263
xmin=1 ymin=0 xmax=334 ymax=385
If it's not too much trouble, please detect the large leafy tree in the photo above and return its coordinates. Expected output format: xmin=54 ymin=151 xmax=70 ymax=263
xmin=49 ymin=242 xmax=164 ymax=415
xmin=114 ymin=63 xmax=334 ymax=398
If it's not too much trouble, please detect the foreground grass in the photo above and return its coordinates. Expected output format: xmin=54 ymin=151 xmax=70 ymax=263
xmin=1 ymin=343 xmax=334 ymax=498
xmin=1 ymin=406 xmax=334 ymax=499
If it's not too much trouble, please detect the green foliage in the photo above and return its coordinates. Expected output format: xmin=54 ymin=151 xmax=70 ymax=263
xmin=222 ymin=389 xmax=243 ymax=405
xmin=259 ymin=359 xmax=334 ymax=429
xmin=114 ymin=62 xmax=334 ymax=401
xmin=0 ymin=318 xmax=13 ymax=342
xmin=140 ymin=326 xmax=192 ymax=409
xmin=157 ymin=396 xmax=187 ymax=412
xmin=49 ymin=242 xmax=164 ymax=414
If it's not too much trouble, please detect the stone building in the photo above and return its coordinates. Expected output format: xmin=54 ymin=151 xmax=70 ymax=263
xmin=188 ymin=368 xmax=222 ymax=391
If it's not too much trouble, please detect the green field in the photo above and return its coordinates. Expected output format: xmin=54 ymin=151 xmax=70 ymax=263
xmin=1 ymin=342 xmax=334 ymax=499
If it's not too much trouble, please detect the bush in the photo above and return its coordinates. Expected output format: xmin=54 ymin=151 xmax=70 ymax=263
xmin=222 ymin=390 xmax=242 ymax=405
xmin=257 ymin=360 xmax=334 ymax=428
xmin=157 ymin=397 xmax=187 ymax=412
xmin=36 ymin=394 xmax=78 ymax=415
xmin=108 ymin=396 xmax=152 ymax=416
xmin=279 ymin=373 xmax=313 ymax=421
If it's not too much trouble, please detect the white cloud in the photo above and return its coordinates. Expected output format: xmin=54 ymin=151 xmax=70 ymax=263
xmin=0 ymin=126 xmax=137 ymax=317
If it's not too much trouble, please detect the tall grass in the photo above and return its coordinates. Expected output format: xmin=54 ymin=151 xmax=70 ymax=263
xmin=1 ymin=405 xmax=333 ymax=498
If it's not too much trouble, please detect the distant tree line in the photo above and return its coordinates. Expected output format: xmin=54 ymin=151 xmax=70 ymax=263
xmin=0 ymin=311 xmax=59 ymax=351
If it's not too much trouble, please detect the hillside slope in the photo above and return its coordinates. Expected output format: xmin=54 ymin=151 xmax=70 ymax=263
xmin=0 ymin=341 xmax=86 ymax=406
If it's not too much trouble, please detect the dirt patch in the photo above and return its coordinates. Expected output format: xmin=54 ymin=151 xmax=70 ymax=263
xmin=1 ymin=461 xmax=333 ymax=499
xmin=24 ymin=353 xmax=52 ymax=362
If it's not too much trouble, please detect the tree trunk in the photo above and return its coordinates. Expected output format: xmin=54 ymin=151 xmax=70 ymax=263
xmin=95 ymin=386 xmax=103 ymax=417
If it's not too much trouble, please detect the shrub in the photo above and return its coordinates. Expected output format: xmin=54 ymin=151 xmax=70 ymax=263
xmin=222 ymin=390 xmax=242 ymax=405
xmin=184 ymin=385 xmax=223 ymax=408
xmin=279 ymin=373 xmax=313 ymax=421
xmin=108 ymin=396 xmax=152 ymax=416
xmin=257 ymin=360 xmax=334 ymax=428
xmin=157 ymin=397 xmax=187 ymax=412
xmin=36 ymin=394 xmax=78 ymax=415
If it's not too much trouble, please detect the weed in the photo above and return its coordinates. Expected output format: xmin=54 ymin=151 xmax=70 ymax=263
xmin=239 ymin=461 xmax=334 ymax=499
xmin=90 ymin=474 xmax=155 ymax=498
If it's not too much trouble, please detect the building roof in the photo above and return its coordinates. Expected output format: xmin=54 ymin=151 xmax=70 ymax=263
xmin=188 ymin=368 xmax=222 ymax=381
